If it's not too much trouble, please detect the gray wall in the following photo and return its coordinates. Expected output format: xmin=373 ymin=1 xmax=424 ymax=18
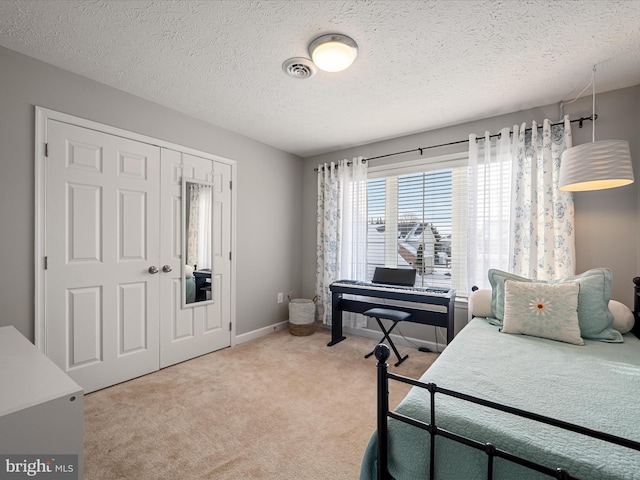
xmin=0 ymin=46 xmax=303 ymax=341
xmin=302 ymin=85 xmax=640 ymax=338
xmin=4 ymin=41 xmax=636 ymax=345
xmin=570 ymin=86 xmax=639 ymax=307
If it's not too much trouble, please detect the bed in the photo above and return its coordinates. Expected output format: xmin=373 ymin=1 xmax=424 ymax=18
xmin=360 ymin=271 xmax=640 ymax=480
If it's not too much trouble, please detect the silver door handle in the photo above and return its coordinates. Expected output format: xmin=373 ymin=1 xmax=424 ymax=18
xmin=162 ymin=265 xmax=172 ymax=273
xmin=148 ymin=266 xmax=159 ymax=274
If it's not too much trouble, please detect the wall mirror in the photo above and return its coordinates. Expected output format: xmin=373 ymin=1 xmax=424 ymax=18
xmin=182 ymin=178 xmax=214 ymax=308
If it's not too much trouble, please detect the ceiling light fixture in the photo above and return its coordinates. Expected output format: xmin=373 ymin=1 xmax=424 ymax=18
xmin=308 ymin=34 xmax=358 ymax=72
xmin=559 ymin=66 xmax=634 ymax=191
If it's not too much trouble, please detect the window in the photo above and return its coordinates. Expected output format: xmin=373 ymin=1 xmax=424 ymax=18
xmin=367 ymin=153 xmax=468 ymax=297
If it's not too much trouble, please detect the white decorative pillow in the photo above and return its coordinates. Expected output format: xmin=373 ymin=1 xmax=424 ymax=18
xmin=501 ymin=280 xmax=584 ymax=345
xmin=469 ymin=289 xmax=494 ymax=318
xmin=184 ymin=264 xmax=194 ymax=278
xmin=609 ymin=300 xmax=635 ymax=334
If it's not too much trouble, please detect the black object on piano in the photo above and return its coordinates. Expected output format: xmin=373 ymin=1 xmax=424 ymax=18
xmin=372 ymin=267 xmax=416 ymax=286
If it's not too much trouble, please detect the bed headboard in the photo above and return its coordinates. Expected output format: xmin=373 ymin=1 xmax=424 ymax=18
xmin=633 ymin=277 xmax=640 ymax=339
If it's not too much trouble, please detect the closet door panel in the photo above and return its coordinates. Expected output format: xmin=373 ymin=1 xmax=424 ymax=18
xmin=172 ymin=277 xmax=194 ymax=339
xmin=118 ymin=282 xmax=148 ymax=354
xmin=67 ymin=183 xmax=102 ymax=263
xmin=206 ymin=274 xmax=223 ymax=331
xmin=118 ymin=189 xmax=148 ymax=260
xmin=45 ymin=120 xmax=160 ymax=393
xmin=68 ymin=286 xmax=102 ymax=367
xmin=213 ymin=161 xmax=232 ymax=342
xmin=159 ymin=150 xmax=231 ymax=368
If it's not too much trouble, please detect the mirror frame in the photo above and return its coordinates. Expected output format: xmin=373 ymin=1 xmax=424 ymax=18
xmin=182 ymin=177 xmax=215 ymax=309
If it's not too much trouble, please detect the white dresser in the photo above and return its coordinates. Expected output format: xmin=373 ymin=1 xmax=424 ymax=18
xmin=0 ymin=326 xmax=83 ymax=477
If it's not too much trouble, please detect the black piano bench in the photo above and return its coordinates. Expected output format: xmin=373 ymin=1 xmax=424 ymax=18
xmin=363 ymin=308 xmax=411 ymax=367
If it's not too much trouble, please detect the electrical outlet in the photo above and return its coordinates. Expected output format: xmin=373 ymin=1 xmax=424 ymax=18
xmin=277 ymin=292 xmax=284 ymax=304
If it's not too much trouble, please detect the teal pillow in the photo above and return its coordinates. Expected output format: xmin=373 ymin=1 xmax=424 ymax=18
xmin=488 ymin=268 xmax=622 ymax=343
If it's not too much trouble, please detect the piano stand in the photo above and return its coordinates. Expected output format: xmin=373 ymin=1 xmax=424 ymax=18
xmin=328 ymin=280 xmax=456 ymax=349
xmin=363 ymin=308 xmax=411 ymax=367
xmin=327 ymin=335 xmax=346 ymax=347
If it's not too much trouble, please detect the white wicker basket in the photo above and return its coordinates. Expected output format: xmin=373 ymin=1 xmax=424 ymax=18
xmin=288 ymin=297 xmax=316 ymax=336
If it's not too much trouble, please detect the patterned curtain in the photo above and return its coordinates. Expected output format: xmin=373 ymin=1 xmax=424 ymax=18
xmin=510 ymin=116 xmax=575 ymax=279
xmin=316 ymin=157 xmax=368 ymax=327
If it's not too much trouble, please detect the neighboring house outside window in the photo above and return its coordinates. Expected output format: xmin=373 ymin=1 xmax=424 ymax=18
xmin=367 ymin=153 xmax=468 ymax=298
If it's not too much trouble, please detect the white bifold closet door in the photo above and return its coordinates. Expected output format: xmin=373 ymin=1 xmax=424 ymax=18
xmin=45 ymin=120 xmax=161 ymax=392
xmin=159 ymin=149 xmax=232 ymax=368
xmin=44 ymin=120 xmax=231 ymax=393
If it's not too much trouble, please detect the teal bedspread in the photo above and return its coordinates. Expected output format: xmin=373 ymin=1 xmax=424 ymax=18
xmin=360 ymin=318 xmax=640 ymax=480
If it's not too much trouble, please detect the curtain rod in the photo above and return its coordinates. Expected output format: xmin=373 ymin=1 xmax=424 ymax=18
xmin=364 ymin=115 xmax=596 ymax=162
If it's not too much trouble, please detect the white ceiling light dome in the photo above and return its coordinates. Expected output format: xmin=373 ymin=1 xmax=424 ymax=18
xmin=308 ymin=34 xmax=358 ymax=72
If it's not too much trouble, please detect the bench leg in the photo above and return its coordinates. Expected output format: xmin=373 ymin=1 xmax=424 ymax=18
xmin=364 ymin=318 xmax=409 ymax=367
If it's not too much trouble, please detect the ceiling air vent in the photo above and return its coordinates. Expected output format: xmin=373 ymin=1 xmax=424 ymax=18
xmin=282 ymin=57 xmax=317 ymax=79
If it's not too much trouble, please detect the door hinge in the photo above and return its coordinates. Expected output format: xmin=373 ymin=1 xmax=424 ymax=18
xmin=229 ymin=322 xmax=232 ymax=332
xmin=44 ymin=256 xmax=48 ymax=270
xmin=229 ymin=180 xmax=232 ymax=190
xmin=44 ymin=143 xmax=49 ymax=157
xmin=229 ymin=251 xmax=232 ymax=261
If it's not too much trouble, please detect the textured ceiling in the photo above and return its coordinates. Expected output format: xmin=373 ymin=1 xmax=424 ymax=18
xmin=1 ymin=0 xmax=640 ymax=157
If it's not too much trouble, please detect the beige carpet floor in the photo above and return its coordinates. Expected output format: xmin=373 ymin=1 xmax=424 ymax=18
xmin=84 ymin=328 xmax=438 ymax=479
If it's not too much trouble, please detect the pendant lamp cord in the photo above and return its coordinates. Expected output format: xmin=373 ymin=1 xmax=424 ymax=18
xmin=592 ymin=65 xmax=596 ymax=143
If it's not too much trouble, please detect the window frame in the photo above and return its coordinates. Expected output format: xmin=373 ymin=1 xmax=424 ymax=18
xmin=366 ymin=151 xmax=469 ymax=298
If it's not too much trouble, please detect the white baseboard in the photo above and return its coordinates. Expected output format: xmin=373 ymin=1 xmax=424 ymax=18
xmin=235 ymin=321 xmax=447 ymax=353
xmin=235 ymin=320 xmax=289 ymax=345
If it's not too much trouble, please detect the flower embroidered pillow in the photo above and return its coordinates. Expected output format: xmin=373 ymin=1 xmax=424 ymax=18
xmin=501 ymin=280 xmax=584 ymax=345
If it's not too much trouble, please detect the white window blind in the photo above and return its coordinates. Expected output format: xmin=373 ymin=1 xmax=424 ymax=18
xmin=367 ymin=155 xmax=468 ymax=297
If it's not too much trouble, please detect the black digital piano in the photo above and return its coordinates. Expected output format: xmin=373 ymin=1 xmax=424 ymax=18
xmin=328 ymin=279 xmax=456 ymax=346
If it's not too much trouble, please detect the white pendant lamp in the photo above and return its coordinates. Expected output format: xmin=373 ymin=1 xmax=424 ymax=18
xmin=559 ymin=67 xmax=634 ymax=191
xmin=308 ymin=34 xmax=358 ymax=72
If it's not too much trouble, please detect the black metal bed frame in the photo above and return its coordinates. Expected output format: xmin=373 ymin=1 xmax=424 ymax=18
xmin=373 ymin=276 xmax=640 ymax=480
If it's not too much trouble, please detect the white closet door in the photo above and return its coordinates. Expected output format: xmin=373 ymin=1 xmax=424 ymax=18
xmin=45 ymin=120 xmax=160 ymax=393
xmin=212 ymin=160 xmax=233 ymax=348
xmin=159 ymin=150 xmax=231 ymax=368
